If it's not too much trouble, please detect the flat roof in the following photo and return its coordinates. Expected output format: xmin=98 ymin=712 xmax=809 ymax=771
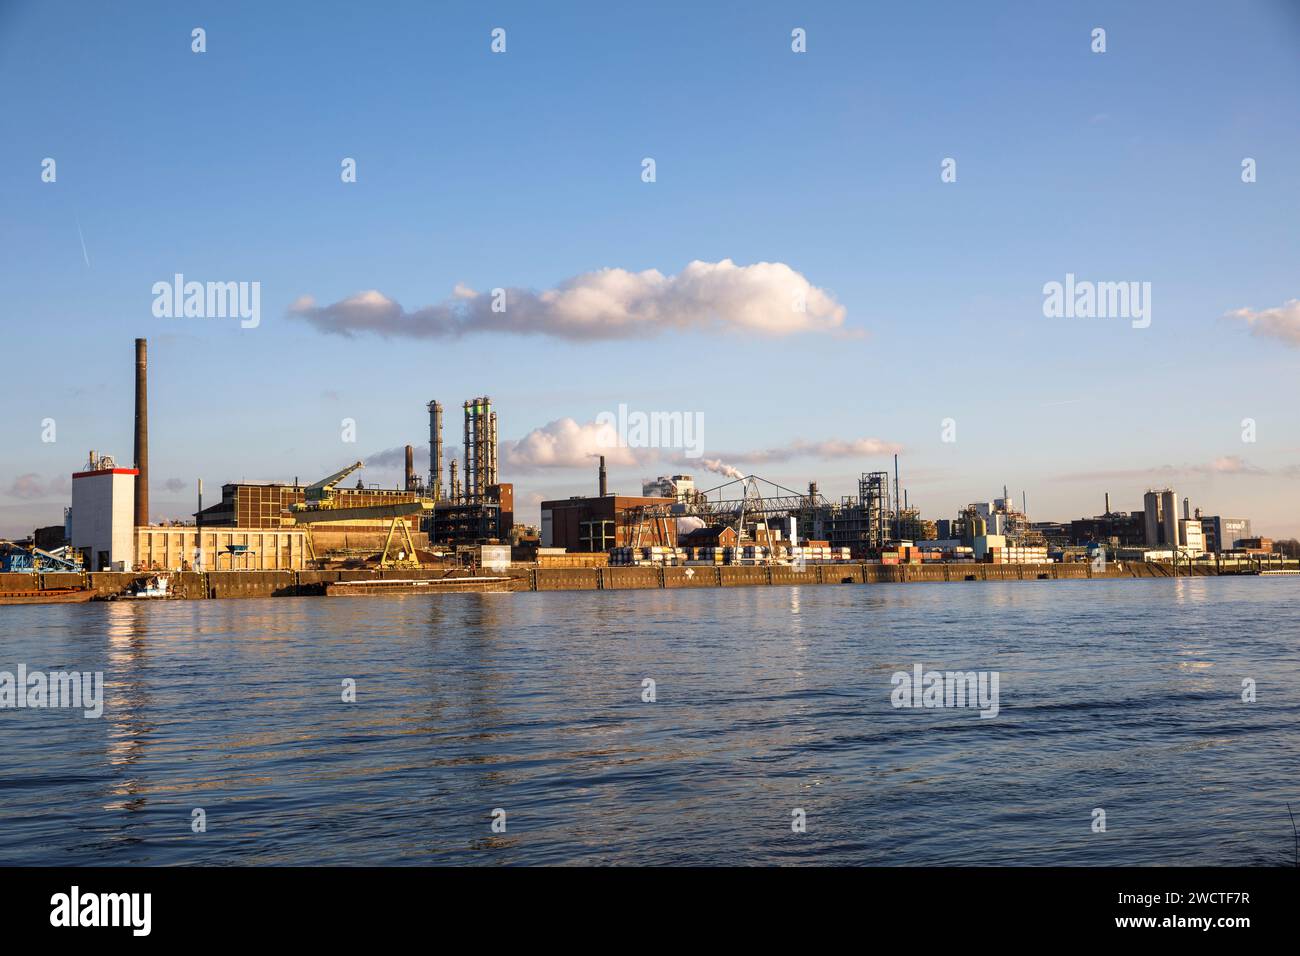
xmin=72 ymin=468 xmax=139 ymax=479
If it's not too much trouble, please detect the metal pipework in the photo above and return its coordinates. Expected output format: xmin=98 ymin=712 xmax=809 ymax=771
xmin=427 ymin=400 xmax=443 ymax=503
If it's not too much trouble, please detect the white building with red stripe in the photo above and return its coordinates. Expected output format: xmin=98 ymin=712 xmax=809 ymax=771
xmin=70 ymin=452 xmax=137 ymax=571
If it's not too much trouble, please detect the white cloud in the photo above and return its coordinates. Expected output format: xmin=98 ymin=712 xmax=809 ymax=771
xmin=1205 ymin=455 xmax=1265 ymax=475
xmin=289 ymin=259 xmax=852 ymax=341
xmin=1225 ymin=299 xmax=1300 ymax=347
xmin=502 ymin=419 xmax=901 ymax=477
xmin=502 ymin=418 xmax=649 ymax=471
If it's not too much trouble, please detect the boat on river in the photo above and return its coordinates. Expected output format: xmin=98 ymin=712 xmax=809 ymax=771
xmin=0 ymin=587 xmax=95 ymax=606
xmin=323 ymin=576 xmax=512 ymax=596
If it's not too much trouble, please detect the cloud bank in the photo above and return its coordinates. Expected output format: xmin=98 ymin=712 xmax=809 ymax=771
xmin=1056 ymin=456 xmax=1269 ymax=482
xmin=688 ymin=439 xmax=902 ymax=482
xmin=500 ymin=418 xmax=899 ymax=474
xmin=1225 ymin=299 xmax=1300 ymax=347
xmin=289 ymin=260 xmax=850 ymax=341
xmin=4 ymin=473 xmax=70 ymax=500
xmin=715 ymin=438 xmax=903 ymax=466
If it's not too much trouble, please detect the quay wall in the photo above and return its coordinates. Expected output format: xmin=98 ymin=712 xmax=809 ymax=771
xmin=0 ymin=558 xmax=1263 ymax=603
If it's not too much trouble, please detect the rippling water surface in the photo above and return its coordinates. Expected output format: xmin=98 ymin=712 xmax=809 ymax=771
xmin=1 ymin=577 xmax=1297 ymax=865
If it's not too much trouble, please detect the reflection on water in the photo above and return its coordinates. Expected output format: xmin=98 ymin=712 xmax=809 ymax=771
xmin=102 ymin=604 xmax=151 ymax=825
xmin=1 ymin=577 xmax=1298 ymax=866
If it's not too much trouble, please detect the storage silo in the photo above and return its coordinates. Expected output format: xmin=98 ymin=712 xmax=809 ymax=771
xmin=1161 ymin=489 xmax=1179 ymax=547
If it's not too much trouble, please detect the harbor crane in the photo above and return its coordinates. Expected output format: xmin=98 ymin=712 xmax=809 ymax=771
xmin=291 ymin=460 xmax=433 ymax=568
xmin=302 ymin=460 xmax=365 ymax=504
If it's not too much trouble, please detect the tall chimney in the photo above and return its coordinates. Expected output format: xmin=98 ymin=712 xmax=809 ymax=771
xmin=1104 ymin=492 xmax=1111 ymax=515
xmin=133 ymin=338 xmax=149 ymax=527
xmin=598 ymin=455 xmax=607 ymax=497
xmin=404 ymin=444 xmax=415 ymax=491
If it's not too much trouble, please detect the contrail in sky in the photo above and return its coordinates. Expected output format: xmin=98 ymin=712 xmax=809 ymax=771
xmin=75 ymin=217 xmax=90 ymax=267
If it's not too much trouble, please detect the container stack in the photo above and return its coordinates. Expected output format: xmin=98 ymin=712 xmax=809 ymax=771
xmin=689 ymin=547 xmax=726 ymax=565
xmin=985 ymin=544 xmax=1051 ymax=565
xmin=790 ymin=544 xmax=852 ymax=563
xmin=610 ymin=546 xmax=687 ymax=566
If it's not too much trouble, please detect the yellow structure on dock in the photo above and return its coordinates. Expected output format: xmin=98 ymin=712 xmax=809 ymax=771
xmin=291 ymin=461 xmax=434 ymax=568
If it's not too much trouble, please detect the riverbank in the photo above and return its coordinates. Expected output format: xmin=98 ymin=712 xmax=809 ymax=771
xmin=3 ymin=557 xmax=1289 ymax=602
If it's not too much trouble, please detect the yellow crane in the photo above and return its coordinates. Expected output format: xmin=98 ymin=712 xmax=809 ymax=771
xmin=291 ymin=461 xmax=433 ymax=568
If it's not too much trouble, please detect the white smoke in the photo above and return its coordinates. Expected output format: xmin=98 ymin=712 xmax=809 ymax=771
xmin=685 ymin=438 xmax=902 ymax=479
xmin=699 ymin=458 xmax=745 ymax=479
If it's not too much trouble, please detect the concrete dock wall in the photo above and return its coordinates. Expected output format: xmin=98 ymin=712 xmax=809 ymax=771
xmin=0 ymin=557 xmax=1270 ymax=604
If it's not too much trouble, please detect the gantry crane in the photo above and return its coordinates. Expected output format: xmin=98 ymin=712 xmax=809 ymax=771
xmin=291 ymin=461 xmax=433 ymax=568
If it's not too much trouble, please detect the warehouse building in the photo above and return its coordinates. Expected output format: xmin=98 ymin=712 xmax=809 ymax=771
xmin=136 ymin=526 xmax=308 ymax=571
xmin=1199 ymin=516 xmax=1251 ymax=554
xmin=540 ymin=494 xmax=678 ymax=551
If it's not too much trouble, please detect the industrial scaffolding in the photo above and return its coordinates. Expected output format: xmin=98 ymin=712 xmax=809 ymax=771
xmin=794 ymin=471 xmax=892 ymax=555
xmin=424 ymin=395 xmax=506 ymax=545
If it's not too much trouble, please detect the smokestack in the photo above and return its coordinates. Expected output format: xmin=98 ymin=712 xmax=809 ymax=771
xmin=404 ymin=445 xmax=415 ymax=491
xmin=133 ymin=338 xmax=149 ymax=527
xmin=1104 ymin=492 xmax=1111 ymax=515
xmin=598 ymin=455 xmax=607 ymax=497
xmin=1183 ymin=496 xmax=1190 ymax=521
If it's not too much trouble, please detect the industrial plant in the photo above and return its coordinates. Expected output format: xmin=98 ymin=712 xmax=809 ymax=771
xmin=0 ymin=337 xmax=1291 ymax=595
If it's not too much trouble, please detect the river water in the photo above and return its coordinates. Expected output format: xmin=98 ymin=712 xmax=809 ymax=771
xmin=1 ymin=577 xmax=1296 ymax=865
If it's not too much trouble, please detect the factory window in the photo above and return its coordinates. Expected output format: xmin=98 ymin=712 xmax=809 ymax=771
xmin=579 ymin=520 xmax=615 ymax=552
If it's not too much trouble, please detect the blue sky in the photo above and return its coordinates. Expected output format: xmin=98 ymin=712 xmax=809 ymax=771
xmin=2 ymin=0 xmax=1298 ymax=537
